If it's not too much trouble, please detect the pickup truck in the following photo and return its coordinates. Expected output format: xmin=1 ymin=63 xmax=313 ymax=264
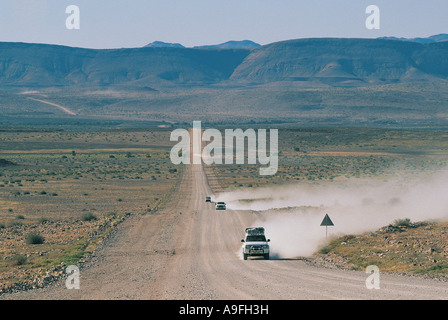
xmin=241 ymin=227 xmax=270 ymax=260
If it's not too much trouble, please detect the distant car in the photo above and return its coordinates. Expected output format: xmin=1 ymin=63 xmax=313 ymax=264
xmin=205 ymin=196 xmax=211 ymax=202
xmin=215 ymin=201 xmax=226 ymax=210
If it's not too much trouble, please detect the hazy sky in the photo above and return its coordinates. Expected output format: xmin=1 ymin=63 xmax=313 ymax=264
xmin=0 ymin=0 xmax=447 ymax=49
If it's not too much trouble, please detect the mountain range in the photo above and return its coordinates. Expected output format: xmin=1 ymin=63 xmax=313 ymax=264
xmin=145 ymin=40 xmax=260 ymax=49
xmin=378 ymin=33 xmax=448 ymax=43
xmin=145 ymin=34 xmax=448 ymax=49
xmin=1 ymin=36 xmax=448 ymax=89
xmin=144 ymin=41 xmax=185 ymax=48
xmin=192 ymin=40 xmax=260 ymax=49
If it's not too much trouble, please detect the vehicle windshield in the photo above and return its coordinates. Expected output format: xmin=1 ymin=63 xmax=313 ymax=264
xmin=246 ymin=235 xmax=266 ymax=242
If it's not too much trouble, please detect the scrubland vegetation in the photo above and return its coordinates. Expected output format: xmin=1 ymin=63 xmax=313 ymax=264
xmin=0 ymin=128 xmax=180 ymax=292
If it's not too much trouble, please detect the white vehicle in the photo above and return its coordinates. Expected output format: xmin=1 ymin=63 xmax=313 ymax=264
xmin=215 ymin=201 xmax=226 ymax=210
xmin=241 ymin=227 xmax=270 ymax=260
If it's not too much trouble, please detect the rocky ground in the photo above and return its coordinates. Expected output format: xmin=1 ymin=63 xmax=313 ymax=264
xmin=0 ymin=212 xmax=129 ymax=294
xmin=310 ymin=219 xmax=448 ymax=281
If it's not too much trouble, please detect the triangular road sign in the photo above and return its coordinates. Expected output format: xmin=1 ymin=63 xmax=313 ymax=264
xmin=320 ymin=214 xmax=334 ymax=226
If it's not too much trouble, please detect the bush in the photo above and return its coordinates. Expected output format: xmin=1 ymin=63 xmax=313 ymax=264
xmin=393 ymin=218 xmax=412 ymax=227
xmin=38 ymin=217 xmax=49 ymax=224
xmin=341 ymin=234 xmax=356 ymax=242
xmin=9 ymin=220 xmax=23 ymax=227
xmin=106 ymin=212 xmax=117 ymax=218
xmin=319 ymin=246 xmax=331 ymax=254
xmin=26 ymin=231 xmax=45 ymax=244
xmin=10 ymin=254 xmax=27 ymax=266
xmin=81 ymin=212 xmax=97 ymax=221
xmin=15 ymin=215 xmax=25 ymax=220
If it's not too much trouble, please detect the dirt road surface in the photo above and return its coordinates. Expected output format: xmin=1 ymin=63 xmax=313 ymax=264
xmin=2 ymin=163 xmax=448 ymax=300
xmin=27 ymin=97 xmax=77 ymax=116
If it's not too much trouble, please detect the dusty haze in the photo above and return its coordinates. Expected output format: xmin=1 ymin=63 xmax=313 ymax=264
xmin=217 ymin=167 xmax=448 ymax=258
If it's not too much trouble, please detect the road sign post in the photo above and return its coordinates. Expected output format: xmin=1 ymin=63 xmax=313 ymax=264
xmin=320 ymin=214 xmax=334 ymax=240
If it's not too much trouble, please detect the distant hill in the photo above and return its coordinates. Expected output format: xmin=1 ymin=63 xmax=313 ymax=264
xmin=379 ymin=34 xmax=448 ymax=43
xmin=1 ymin=37 xmax=448 ymax=89
xmin=194 ymin=40 xmax=260 ymax=49
xmin=144 ymin=41 xmax=185 ymax=48
xmin=230 ymin=38 xmax=448 ymax=86
xmin=144 ymin=40 xmax=260 ymax=49
xmin=0 ymin=42 xmax=250 ymax=88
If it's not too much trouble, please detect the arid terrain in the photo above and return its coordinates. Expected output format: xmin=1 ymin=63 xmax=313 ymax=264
xmin=0 ymin=128 xmax=180 ymax=293
xmin=2 ymin=12 xmax=448 ymax=308
xmin=1 ymin=127 xmax=447 ymax=299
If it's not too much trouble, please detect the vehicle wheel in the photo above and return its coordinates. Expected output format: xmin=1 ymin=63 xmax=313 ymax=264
xmin=264 ymin=254 xmax=269 ymax=260
xmin=243 ymin=254 xmax=247 ymax=260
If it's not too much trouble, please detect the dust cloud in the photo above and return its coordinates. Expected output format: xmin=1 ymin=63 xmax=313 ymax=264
xmin=218 ymin=168 xmax=448 ymax=258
